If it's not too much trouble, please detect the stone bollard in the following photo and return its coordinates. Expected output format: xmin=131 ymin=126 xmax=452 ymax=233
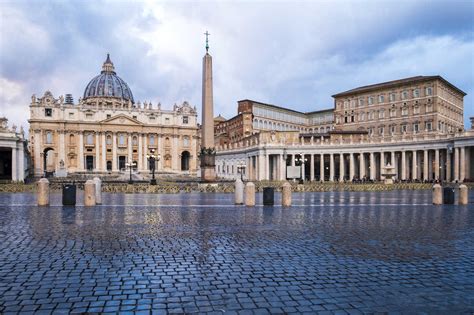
xmin=432 ymin=184 xmax=442 ymax=205
xmin=244 ymin=182 xmax=255 ymax=207
xmin=459 ymin=184 xmax=468 ymax=205
xmin=282 ymin=181 xmax=292 ymax=207
xmin=93 ymin=177 xmax=102 ymax=205
xmin=84 ymin=180 xmax=96 ymax=206
xmin=234 ymin=178 xmax=244 ymax=205
xmin=37 ymin=178 xmax=50 ymax=206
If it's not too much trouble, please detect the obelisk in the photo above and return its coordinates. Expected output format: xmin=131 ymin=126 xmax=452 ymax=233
xmin=200 ymin=31 xmax=216 ymax=182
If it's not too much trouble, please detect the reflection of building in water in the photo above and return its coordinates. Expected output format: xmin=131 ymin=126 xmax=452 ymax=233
xmin=0 ymin=117 xmax=28 ymax=181
xmin=215 ymin=76 xmax=474 ymax=182
xmin=28 ymin=54 xmax=199 ymax=178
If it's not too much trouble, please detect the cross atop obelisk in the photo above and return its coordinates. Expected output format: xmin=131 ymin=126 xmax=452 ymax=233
xmin=200 ymin=30 xmax=216 ymax=182
xmin=204 ymin=31 xmax=210 ymax=52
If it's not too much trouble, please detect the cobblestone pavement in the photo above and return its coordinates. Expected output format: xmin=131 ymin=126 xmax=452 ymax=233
xmin=1 ymin=190 xmax=473 ymax=314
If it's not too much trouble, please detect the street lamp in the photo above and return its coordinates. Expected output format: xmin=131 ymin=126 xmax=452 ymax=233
xmin=295 ymin=154 xmax=308 ymax=181
xmin=146 ymin=149 xmax=161 ymax=185
xmin=237 ymin=162 xmax=246 ymax=181
xmin=125 ymin=161 xmax=137 ymax=184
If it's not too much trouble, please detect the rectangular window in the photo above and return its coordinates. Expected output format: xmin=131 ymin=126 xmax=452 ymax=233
xmin=107 ymin=114 xmax=111 ymax=119
xmin=379 ymin=110 xmax=385 ymax=119
xmin=389 ymin=93 xmax=396 ymax=102
xmin=379 ymin=127 xmax=384 ymax=135
xmin=378 ymin=95 xmax=384 ymax=103
xmin=414 ymin=106 xmax=420 ymax=114
xmin=86 ymin=114 xmax=93 ymax=119
xmin=402 ymin=125 xmax=407 ymax=133
xmin=413 ymin=89 xmax=420 ymax=98
xmin=183 ymin=116 xmax=189 ymax=124
xmin=69 ymin=112 xmax=74 ymax=118
xmin=390 ymin=125 xmax=396 ymax=134
xmin=45 ymin=108 xmax=52 ymax=117
xmin=401 ymin=90 xmax=408 ymax=100
xmin=425 ymin=87 xmax=433 ymax=96
xmin=390 ymin=109 xmax=396 ymax=117
xmin=133 ymin=116 xmax=137 ymax=119
xmin=426 ymin=122 xmax=432 ymax=131
xmin=358 ymin=98 xmax=364 ymax=107
xmin=402 ymin=107 xmax=408 ymax=116
xmin=413 ymin=123 xmax=419 ymax=133
xmin=368 ymin=97 xmax=373 ymax=105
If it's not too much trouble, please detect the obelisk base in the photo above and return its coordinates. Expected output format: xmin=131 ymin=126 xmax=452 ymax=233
xmin=200 ymin=151 xmax=216 ymax=182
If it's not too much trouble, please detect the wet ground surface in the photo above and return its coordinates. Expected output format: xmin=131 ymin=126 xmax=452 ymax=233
xmin=0 ymin=190 xmax=473 ymax=314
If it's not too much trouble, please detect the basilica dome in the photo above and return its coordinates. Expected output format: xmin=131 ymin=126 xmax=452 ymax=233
xmin=83 ymin=54 xmax=134 ymax=103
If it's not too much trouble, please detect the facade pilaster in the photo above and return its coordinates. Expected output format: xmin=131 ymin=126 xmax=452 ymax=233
xmin=95 ymin=132 xmax=101 ymax=171
xmin=78 ymin=131 xmax=84 ymax=171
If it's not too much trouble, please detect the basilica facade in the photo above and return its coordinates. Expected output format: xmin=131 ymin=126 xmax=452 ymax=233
xmin=29 ymin=55 xmax=199 ymax=178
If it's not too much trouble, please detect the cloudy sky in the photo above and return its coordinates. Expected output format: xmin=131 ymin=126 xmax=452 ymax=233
xmin=0 ymin=0 xmax=473 ymax=131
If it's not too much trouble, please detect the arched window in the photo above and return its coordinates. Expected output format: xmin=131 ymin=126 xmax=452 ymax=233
xmin=165 ymin=137 xmax=170 ymax=147
xmin=132 ymin=136 xmax=138 ymax=146
xmin=106 ymin=135 xmax=112 ymax=145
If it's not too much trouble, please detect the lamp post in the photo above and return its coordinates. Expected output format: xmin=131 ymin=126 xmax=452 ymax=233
xmin=237 ymin=162 xmax=246 ymax=181
xmin=125 ymin=161 xmax=137 ymax=184
xmin=146 ymin=149 xmax=160 ymax=185
xmin=295 ymin=154 xmax=308 ymax=181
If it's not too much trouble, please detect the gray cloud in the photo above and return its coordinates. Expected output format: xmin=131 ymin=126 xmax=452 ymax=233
xmin=0 ymin=0 xmax=473 ymax=131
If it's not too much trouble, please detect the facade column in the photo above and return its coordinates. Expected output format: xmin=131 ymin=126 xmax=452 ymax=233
xmin=411 ymin=150 xmax=417 ymax=180
xmin=59 ymin=131 xmax=65 ymax=167
xmin=143 ymin=134 xmax=148 ymax=171
xmin=329 ymin=153 xmax=334 ymax=182
xmin=460 ymin=147 xmax=466 ymax=182
xmin=369 ymin=152 xmax=375 ymax=180
xmin=401 ymin=151 xmax=406 ymax=180
xmin=78 ymin=131 xmax=84 ymax=171
xmin=320 ymin=154 xmax=324 ymax=182
xmin=95 ymin=132 xmax=100 ymax=171
xmin=360 ymin=153 xmax=365 ymax=180
xmin=102 ymin=133 xmax=106 ymax=171
xmin=11 ymin=147 xmax=17 ymax=181
xmin=112 ymin=132 xmax=117 ymax=172
xmin=446 ymin=149 xmax=451 ymax=182
xmin=454 ymin=147 xmax=459 ymax=182
xmin=339 ymin=153 xmax=345 ymax=182
xmin=434 ymin=149 xmax=440 ymax=180
xmin=423 ymin=150 xmax=429 ymax=181
xmin=349 ymin=153 xmax=355 ymax=181
xmin=128 ymin=133 xmax=133 ymax=165
xmin=138 ymin=134 xmax=143 ymax=171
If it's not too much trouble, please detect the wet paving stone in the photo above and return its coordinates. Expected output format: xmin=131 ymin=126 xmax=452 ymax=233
xmin=0 ymin=190 xmax=474 ymax=314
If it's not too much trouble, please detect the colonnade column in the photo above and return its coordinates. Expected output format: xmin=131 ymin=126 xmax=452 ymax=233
xmin=391 ymin=151 xmax=395 ymax=168
xmin=143 ymin=134 xmax=148 ymax=171
xmin=369 ymin=152 xmax=375 ymax=180
xmin=380 ymin=152 xmax=385 ymax=180
xmin=349 ymin=153 xmax=355 ymax=181
xmin=460 ymin=147 xmax=466 ymax=182
xmin=78 ymin=131 xmax=84 ymax=171
xmin=18 ymin=142 xmax=24 ymax=181
xmin=446 ymin=149 xmax=451 ymax=182
xmin=359 ymin=153 xmax=365 ymax=180
xmin=339 ymin=153 xmax=345 ymax=182
xmin=454 ymin=147 xmax=459 ymax=182
xmin=112 ymin=133 xmax=117 ymax=172
xmin=320 ymin=154 xmax=324 ymax=182
xmin=264 ymin=153 xmax=269 ymax=181
xmin=281 ymin=154 xmax=286 ymax=180
xmin=401 ymin=151 xmax=406 ymax=180
xmin=258 ymin=153 xmax=265 ymax=180
xmin=423 ymin=150 xmax=428 ymax=181
xmin=412 ymin=151 xmax=417 ymax=180
xmin=95 ymin=132 xmax=100 ymax=171
xmin=11 ymin=147 xmax=17 ymax=181
xmin=434 ymin=149 xmax=440 ymax=180
xmin=310 ymin=154 xmax=314 ymax=181
xmin=329 ymin=153 xmax=334 ymax=182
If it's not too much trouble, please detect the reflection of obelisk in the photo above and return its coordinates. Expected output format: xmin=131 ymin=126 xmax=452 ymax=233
xmin=200 ymin=31 xmax=216 ymax=182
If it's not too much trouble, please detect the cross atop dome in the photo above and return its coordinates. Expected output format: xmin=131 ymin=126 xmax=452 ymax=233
xmin=102 ymin=53 xmax=115 ymax=73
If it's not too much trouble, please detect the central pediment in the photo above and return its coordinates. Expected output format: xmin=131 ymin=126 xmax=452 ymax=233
xmin=100 ymin=114 xmax=143 ymax=126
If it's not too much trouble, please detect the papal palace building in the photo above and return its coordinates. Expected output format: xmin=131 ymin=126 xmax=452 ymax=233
xmin=29 ymin=55 xmax=199 ymax=178
xmin=215 ymin=76 xmax=474 ymax=183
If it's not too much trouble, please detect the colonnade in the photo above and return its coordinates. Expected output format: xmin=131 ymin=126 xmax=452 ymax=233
xmin=239 ymin=146 xmax=472 ymax=183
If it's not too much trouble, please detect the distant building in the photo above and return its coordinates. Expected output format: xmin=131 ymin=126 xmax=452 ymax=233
xmin=28 ymin=55 xmax=199 ymax=178
xmin=215 ymin=76 xmax=473 ymax=182
xmin=0 ymin=117 xmax=28 ymax=182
